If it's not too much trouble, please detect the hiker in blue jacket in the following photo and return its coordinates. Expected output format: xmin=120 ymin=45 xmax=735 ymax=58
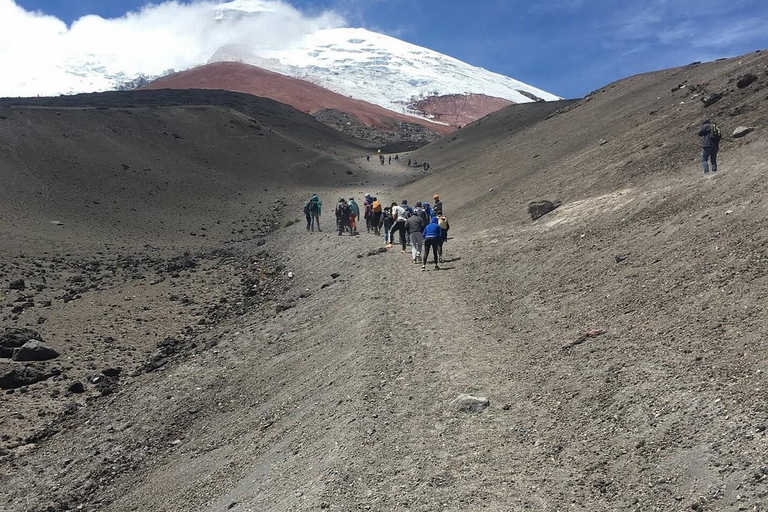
xmin=698 ymin=119 xmax=721 ymax=174
xmin=421 ymin=217 xmax=443 ymax=271
xmin=304 ymin=194 xmax=322 ymax=232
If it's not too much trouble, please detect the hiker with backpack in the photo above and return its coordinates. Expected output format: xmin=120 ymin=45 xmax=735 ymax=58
xmin=371 ymin=197 xmax=383 ymax=236
xmin=437 ymin=215 xmax=450 ymax=263
xmin=698 ymin=119 xmax=722 ymax=174
xmin=406 ymin=210 xmax=425 ymax=264
xmin=336 ymin=198 xmax=353 ymax=236
xmin=348 ymin=197 xmax=360 ymax=233
xmin=304 ymin=194 xmax=322 ymax=232
xmin=380 ymin=205 xmax=393 ymax=242
xmin=388 ymin=201 xmax=409 ymax=252
xmin=422 ymin=217 xmax=444 ymax=271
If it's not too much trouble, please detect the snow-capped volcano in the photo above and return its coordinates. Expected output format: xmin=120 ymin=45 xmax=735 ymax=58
xmin=2 ymin=0 xmax=559 ymax=121
xmin=211 ymin=2 xmax=560 ymax=117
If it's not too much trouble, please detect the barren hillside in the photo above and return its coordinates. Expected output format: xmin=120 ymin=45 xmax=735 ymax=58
xmin=1 ymin=51 xmax=767 ymax=512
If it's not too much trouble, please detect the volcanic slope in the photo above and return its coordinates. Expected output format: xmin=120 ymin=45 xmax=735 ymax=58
xmin=1 ymin=51 xmax=767 ymax=512
xmin=0 ymin=89 xmax=385 ymax=253
xmin=141 ymin=62 xmax=453 ymax=142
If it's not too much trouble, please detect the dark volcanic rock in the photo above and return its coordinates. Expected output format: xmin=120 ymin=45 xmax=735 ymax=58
xmin=528 ymin=200 xmax=562 ymax=220
xmin=701 ymin=93 xmax=723 ymax=107
xmin=12 ymin=340 xmax=60 ymax=361
xmin=736 ymin=73 xmax=758 ymax=89
xmin=453 ymin=394 xmax=490 ymax=413
xmin=67 ymin=381 xmax=86 ymax=394
xmin=0 ymin=362 xmax=51 ymax=389
xmin=0 ymin=328 xmax=41 ymax=358
xmin=9 ymin=279 xmax=26 ymax=291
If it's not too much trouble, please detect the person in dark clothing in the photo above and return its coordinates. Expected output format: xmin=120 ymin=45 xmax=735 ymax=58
xmin=422 ymin=217 xmax=443 ymax=271
xmin=336 ymin=198 xmax=352 ymax=236
xmin=304 ymin=194 xmax=322 ymax=232
xmin=433 ymin=194 xmax=443 ymax=216
xmin=406 ymin=211 xmax=425 ymax=263
xmin=698 ymin=119 xmax=721 ymax=174
xmin=379 ymin=206 xmax=393 ymax=242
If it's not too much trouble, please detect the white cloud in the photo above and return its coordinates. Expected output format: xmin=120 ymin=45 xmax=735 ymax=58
xmin=0 ymin=0 xmax=346 ymax=97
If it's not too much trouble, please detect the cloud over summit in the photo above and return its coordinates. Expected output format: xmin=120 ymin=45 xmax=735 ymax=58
xmin=0 ymin=0 xmax=345 ymax=97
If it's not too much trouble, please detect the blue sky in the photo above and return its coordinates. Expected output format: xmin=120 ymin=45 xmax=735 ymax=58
xmin=14 ymin=0 xmax=768 ymax=98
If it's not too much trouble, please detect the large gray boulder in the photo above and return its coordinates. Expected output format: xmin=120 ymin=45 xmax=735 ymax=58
xmin=0 ymin=328 xmax=41 ymax=358
xmin=732 ymin=126 xmax=754 ymax=138
xmin=0 ymin=362 xmax=51 ymax=389
xmin=528 ymin=200 xmax=562 ymax=220
xmin=12 ymin=339 xmax=60 ymax=361
xmin=454 ymin=394 xmax=490 ymax=413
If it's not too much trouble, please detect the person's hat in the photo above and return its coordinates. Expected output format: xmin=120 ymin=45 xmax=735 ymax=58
xmin=349 ymin=197 xmax=354 ymax=200
xmin=433 ymin=194 xmax=440 ymax=200
xmin=402 ymin=199 xmax=408 ymax=205
xmin=415 ymin=201 xmax=422 ymax=207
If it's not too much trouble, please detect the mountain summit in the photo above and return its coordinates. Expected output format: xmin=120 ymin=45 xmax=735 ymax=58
xmin=3 ymin=0 xmax=559 ymax=125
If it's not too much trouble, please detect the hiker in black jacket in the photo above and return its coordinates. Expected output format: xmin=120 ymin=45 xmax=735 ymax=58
xmin=698 ymin=119 xmax=721 ymax=174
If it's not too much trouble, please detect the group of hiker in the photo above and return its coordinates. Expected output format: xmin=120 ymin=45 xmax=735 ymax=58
xmin=364 ymin=152 xmax=430 ymax=171
xmin=303 ymin=193 xmax=450 ymax=271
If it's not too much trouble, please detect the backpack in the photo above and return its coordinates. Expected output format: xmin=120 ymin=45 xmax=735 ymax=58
xmin=711 ymin=122 xmax=722 ymax=140
xmin=438 ymin=216 xmax=448 ymax=230
xmin=303 ymin=202 xmax=311 ymax=215
xmin=372 ymin=200 xmax=382 ymax=212
xmin=341 ymin=203 xmax=351 ymax=217
xmin=308 ymin=199 xmax=319 ymax=214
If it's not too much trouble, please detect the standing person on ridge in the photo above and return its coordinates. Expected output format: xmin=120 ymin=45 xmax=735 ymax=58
xmin=437 ymin=215 xmax=450 ymax=263
xmin=422 ymin=217 xmax=443 ymax=271
xmin=348 ymin=197 xmax=360 ymax=233
xmin=379 ymin=205 xmax=393 ymax=242
xmin=698 ymin=119 xmax=721 ymax=175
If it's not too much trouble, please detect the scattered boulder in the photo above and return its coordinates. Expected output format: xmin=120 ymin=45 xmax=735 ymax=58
xmin=701 ymin=93 xmax=723 ymax=107
xmin=736 ymin=73 xmax=758 ymax=89
xmin=9 ymin=279 xmax=25 ymax=291
xmin=732 ymin=126 xmax=754 ymax=138
xmin=12 ymin=340 xmax=60 ymax=361
xmin=67 ymin=381 xmax=85 ymax=394
xmin=454 ymin=394 xmax=490 ymax=413
xmin=0 ymin=362 xmax=51 ymax=389
xmin=528 ymin=200 xmax=562 ymax=220
xmin=0 ymin=328 xmax=41 ymax=358
xmin=102 ymin=368 xmax=122 ymax=378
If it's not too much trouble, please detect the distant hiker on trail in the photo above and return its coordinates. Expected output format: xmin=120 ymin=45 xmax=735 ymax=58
xmin=371 ymin=197 xmax=383 ymax=236
xmin=437 ymin=215 xmax=450 ymax=263
xmin=423 ymin=162 xmax=429 ymax=171
xmin=414 ymin=201 xmax=429 ymax=225
xmin=304 ymin=194 xmax=322 ymax=232
xmin=380 ymin=154 xmax=385 ymax=166
xmin=406 ymin=210 xmax=425 ymax=264
xmin=408 ymin=158 xmax=411 ymax=167
xmin=366 ymin=154 xmax=370 ymax=162
xmin=380 ymin=205 xmax=393 ymax=242
xmin=388 ymin=156 xmax=392 ymax=165
xmin=348 ymin=197 xmax=360 ymax=232
xmin=395 ymin=154 xmax=399 ymax=162
xmin=401 ymin=200 xmax=413 ymax=245
xmin=422 ymin=217 xmax=444 ymax=271
xmin=388 ymin=201 xmax=408 ymax=252
xmin=698 ymin=119 xmax=721 ymax=174
xmin=433 ymin=194 xmax=443 ymax=216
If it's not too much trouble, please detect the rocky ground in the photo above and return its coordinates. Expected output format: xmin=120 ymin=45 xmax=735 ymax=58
xmin=1 ymin=51 xmax=767 ymax=511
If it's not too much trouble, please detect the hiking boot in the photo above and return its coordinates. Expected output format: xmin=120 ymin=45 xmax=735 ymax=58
xmin=421 ymin=266 xmax=426 ymax=271
xmin=434 ymin=265 xmax=440 ymax=270
xmin=412 ymin=258 xmax=417 ymax=264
